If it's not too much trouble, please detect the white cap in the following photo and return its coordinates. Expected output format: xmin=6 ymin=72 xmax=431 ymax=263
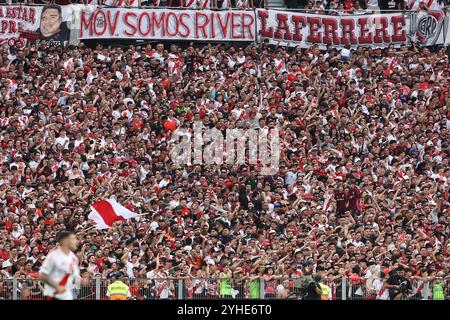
xmin=2 ymin=260 xmax=12 ymax=269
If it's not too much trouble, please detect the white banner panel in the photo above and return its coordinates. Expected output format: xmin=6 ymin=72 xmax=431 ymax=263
xmin=0 ymin=5 xmax=72 ymax=47
xmin=405 ymin=10 xmax=446 ymax=46
xmin=79 ymin=8 xmax=256 ymax=41
xmin=1 ymin=5 xmax=446 ymax=47
xmin=256 ymin=9 xmax=446 ymax=49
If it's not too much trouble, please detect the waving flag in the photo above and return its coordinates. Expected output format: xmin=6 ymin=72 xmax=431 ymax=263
xmin=274 ymin=58 xmax=286 ymax=73
xmin=88 ymin=199 xmax=138 ymax=229
xmin=63 ymin=58 xmax=74 ymax=74
xmin=383 ymin=58 xmax=397 ymax=77
xmin=323 ymin=193 xmax=333 ymax=212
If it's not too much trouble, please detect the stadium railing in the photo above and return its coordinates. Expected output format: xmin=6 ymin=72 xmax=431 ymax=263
xmin=0 ymin=277 xmax=448 ymax=300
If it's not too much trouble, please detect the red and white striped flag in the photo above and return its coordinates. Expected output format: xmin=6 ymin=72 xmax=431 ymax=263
xmin=274 ymin=58 xmax=286 ymax=73
xmin=383 ymin=58 xmax=397 ymax=77
xmin=168 ymin=58 xmax=183 ymax=76
xmin=331 ymin=106 xmax=339 ymax=118
xmin=88 ymin=198 xmax=138 ymax=230
xmin=323 ymin=193 xmax=333 ymax=212
xmin=115 ymin=0 xmax=140 ymax=7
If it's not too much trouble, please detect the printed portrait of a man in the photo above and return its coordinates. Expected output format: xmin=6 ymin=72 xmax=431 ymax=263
xmin=37 ymin=5 xmax=70 ymax=45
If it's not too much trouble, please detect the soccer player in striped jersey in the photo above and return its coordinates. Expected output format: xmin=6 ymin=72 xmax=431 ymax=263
xmin=39 ymin=231 xmax=80 ymax=300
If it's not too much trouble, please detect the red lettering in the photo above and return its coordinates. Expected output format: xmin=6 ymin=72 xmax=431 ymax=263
xmin=322 ymin=18 xmax=339 ymax=45
xmin=210 ymin=12 xmax=215 ymax=39
xmin=138 ymin=12 xmax=151 ymax=37
xmin=165 ymin=12 xmax=179 ymax=37
xmin=151 ymin=12 xmax=165 ymax=37
xmin=231 ymin=12 xmax=241 ymax=39
xmin=374 ymin=17 xmax=390 ymax=43
xmin=94 ymin=11 xmax=108 ymax=36
xmin=20 ymin=7 xmax=27 ymax=22
xmin=196 ymin=12 xmax=209 ymax=39
xmin=274 ymin=13 xmax=292 ymax=40
xmin=9 ymin=21 xmax=15 ymax=34
xmin=358 ymin=17 xmax=372 ymax=44
xmin=29 ymin=9 xmax=36 ymax=24
xmin=178 ymin=13 xmax=190 ymax=38
xmin=340 ymin=19 xmax=357 ymax=44
xmin=292 ymin=15 xmax=306 ymax=41
xmin=1 ymin=21 xmax=7 ymax=34
xmin=123 ymin=12 xmax=137 ymax=37
xmin=6 ymin=8 xmax=13 ymax=19
xmin=80 ymin=10 xmax=96 ymax=37
xmin=217 ymin=12 xmax=231 ymax=38
xmin=107 ymin=11 xmax=120 ymax=37
xmin=258 ymin=10 xmax=273 ymax=38
xmin=242 ymin=13 xmax=254 ymax=40
xmin=391 ymin=15 xmax=406 ymax=42
xmin=307 ymin=17 xmax=322 ymax=43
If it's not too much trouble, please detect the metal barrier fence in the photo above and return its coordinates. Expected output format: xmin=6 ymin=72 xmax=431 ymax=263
xmin=0 ymin=277 xmax=448 ymax=300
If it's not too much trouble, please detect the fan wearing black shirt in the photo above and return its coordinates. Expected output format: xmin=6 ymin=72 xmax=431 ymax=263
xmin=10 ymin=49 xmax=30 ymax=71
xmin=184 ymin=51 xmax=195 ymax=74
xmin=385 ymin=266 xmax=412 ymax=300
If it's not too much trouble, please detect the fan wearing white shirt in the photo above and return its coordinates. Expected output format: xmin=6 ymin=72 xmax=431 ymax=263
xmin=55 ymin=129 xmax=70 ymax=148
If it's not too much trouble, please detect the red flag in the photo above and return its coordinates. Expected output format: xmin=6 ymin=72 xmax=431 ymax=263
xmin=383 ymin=58 xmax=397 ymax=77
xmin=88 ymin=199 xmax=138 ymax=229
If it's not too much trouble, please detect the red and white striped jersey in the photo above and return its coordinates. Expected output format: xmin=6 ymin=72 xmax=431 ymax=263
xmin=406 ymin=0 xmax=444 ymax=11
xmin=40 ymin=248 xmax=80 ymax=300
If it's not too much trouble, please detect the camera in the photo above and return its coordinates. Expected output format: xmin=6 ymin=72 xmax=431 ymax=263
xmin=398 ymin=282 xmax=409 ymax=293
xmin=294 ymin=275 xmax=315 ymax=290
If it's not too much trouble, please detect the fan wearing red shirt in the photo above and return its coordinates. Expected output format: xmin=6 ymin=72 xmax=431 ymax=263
xmin=132 ymin=115 xmax=144 ymax=131
xmin=160 ymin=75 xmax=172 ymax=91
xmin=347 ymin=185 xmax=362 ymax=214
xmin=0 ymin=247 xmax=8 ymax=260
xmin=343 ymin=0 xmax=355 ymax=12
xmin=334 ymin=184 xmax=347 ymax=216
xmin=163 ymin=119 xmax=177 ymax=132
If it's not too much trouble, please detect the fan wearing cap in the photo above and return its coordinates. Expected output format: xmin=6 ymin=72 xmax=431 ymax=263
xmin=39 ymin=231 xmax=80 ymax=300
xmin=1 ymin=260 xmax=13 ymax=278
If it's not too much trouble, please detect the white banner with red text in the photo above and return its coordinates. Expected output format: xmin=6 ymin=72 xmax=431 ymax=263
xmin=256 ymin=9 xmax=447 ymax=49
xmin=79 ymin=7 xmax=256 ymax=41
xmin=1 ymin=5 xmax=450 ymax=47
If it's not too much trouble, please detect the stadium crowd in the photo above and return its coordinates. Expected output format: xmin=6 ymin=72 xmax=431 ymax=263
xmin=0 ymin=36 xmax=448 ymax=299
xmin=7 ymin=0 xmax=267 ymax=10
